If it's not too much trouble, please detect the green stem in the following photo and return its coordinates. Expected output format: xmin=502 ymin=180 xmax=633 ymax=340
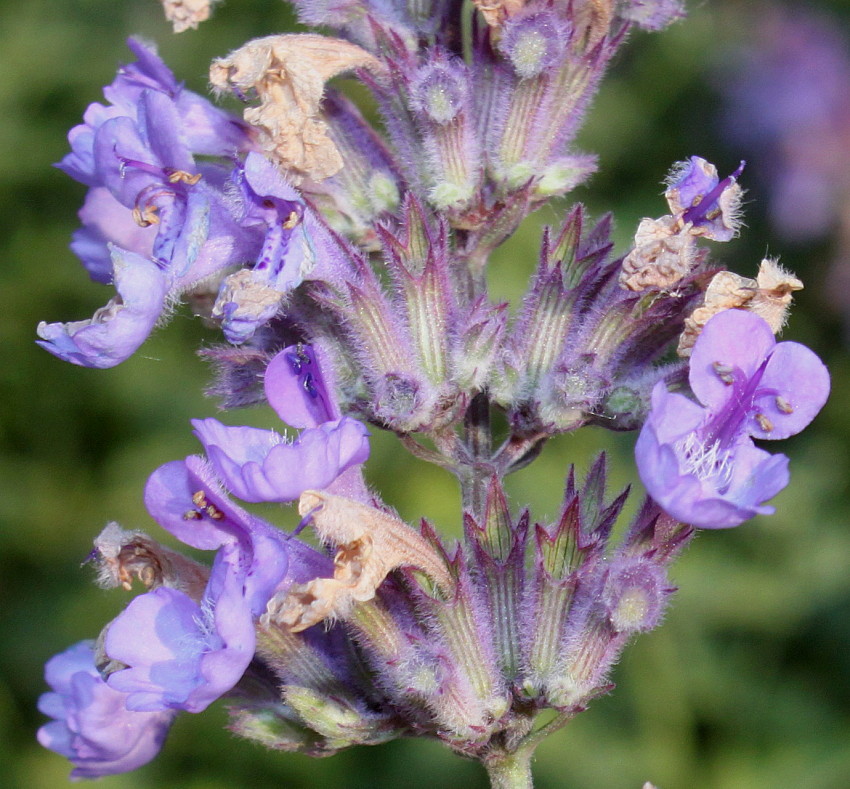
xmin=484 ymin=749 xmax=534 ymax=789
xmin=515 ymin=711 xmax=575 ymax=754
xmin=482 ymin=711 xmax=576 ymax=789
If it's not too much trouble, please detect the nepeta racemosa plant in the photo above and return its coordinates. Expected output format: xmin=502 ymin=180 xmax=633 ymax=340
xmin=35 ymin=0 xmax=830 ymax=786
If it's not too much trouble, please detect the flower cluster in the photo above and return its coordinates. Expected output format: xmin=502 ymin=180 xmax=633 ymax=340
xmin=37 ymin=1 xmax=828 ymax=786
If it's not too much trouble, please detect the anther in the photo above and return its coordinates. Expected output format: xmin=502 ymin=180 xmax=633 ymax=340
xmin=775 ymin=396 xmax=794 ymax=414
xmin=302 ymin=372 xmax=318 ymax=398
xmin=167 ymin=170 xmax=202 ymax=185
xmin=282 ymin=210 xmax=300 ymax=230
xmin=132 ymin=205 xmax=160 ymax=227
xmin=192 ymin=490 xmax=207 ymax=508
xmin=183 ymin=509 xmax=203 ymax=521
xmin=286 ymin=352 xmax=303 ymax=374
xmin=206 ymin=504 xmax=225 ymax=520
xmin=712 ymin=362 xmax=736 ymax=385
xmin=755 ymin=413 xmax=774 ymax=432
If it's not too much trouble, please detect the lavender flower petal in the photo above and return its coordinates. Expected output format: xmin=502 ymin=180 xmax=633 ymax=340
xmin=58 ymin=38 xmax=249 ymax=185
xmin=750 ymin=339 xmax=832 ymax=440
xmin=144 ymin=457 xmax=289 ymax=612
xmin=192 ymin=417 xmax=370 ymax=503
xmin=37 ymin=641 xmax=174 ymax=779
xmin=688 ymin=307 xmax=777 ymax=410
xmin=105 ymin=567 xmax=255 ymax=713
xmin=265 ymin=344 xmax=337 ymax=428
xmin=104 ymin=458 xmax=291 ymax=713
xmin=635 ymin=387 xmax=789 ymax=528
xmin=689 ymin=309 xmax=830 ymax=438
xmin=36 ymin=247 xmax=167 ymax=368
xmin=71 ymin=187 xmax=156 ymax=283
xmin=636 ymin=311 xmax=827 ymax=528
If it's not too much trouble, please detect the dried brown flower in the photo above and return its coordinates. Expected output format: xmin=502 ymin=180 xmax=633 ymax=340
xmin=471 ymin=0 xmax=525 ymax=28
xmin=160 ymin=0 xmax=215 ymax=33
xmin=678 ymin=258 xmax=803 ymax=356
xmin=210 ymin=35 xmax=383 ymax=184
xmin=92 ymin=522 xmax=208 ymax=599
xmin=268 ymin=491 xmax=455 ymax=632
xmin=619 ymin=216 xmax=699 ymax=291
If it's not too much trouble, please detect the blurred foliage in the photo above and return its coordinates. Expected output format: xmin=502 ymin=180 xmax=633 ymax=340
xmin=2 ymin=1 xmax=850 ymax=787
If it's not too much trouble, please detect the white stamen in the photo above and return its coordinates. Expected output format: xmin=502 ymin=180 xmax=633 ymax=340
xmin=678 ymin=434 xmax=734 ymax=491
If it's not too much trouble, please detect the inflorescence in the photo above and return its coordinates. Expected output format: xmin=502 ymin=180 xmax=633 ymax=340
xmin=35 ymin=1 xmax=829 ymax=785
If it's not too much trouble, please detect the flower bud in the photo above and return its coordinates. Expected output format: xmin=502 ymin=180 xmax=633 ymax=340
xmin=411 ymin=62 xmax=466 ymax=124
xmin=498 ymin=11 xmax=569 ymax=80
xmin=410 ymin=56 xmax=481 ymax=211
xmin=602 ymin=558 xmax=668 ymax=634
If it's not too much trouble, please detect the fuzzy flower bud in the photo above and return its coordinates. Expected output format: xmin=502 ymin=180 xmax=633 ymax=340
xmin=409 ymin=55 xmax=481 ymax=210
xmin=498 ymin=11 xmax=569 ymax=80
xmin=601 ymin=558 xmax=668 ymax=633
xmin=411 ymin=62 xmax=465 ymax=124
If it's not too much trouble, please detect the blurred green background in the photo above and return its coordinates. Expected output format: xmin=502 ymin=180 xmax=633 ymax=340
xmin=2 ymin=1 xmax=850 ymax=787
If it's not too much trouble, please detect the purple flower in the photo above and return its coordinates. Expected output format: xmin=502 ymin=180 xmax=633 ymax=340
xmin=192 ymin=417 xmax=370 ymax=503
xmin=211 ymin=153 xmax=316 ymax=343
xmin=192 ymin=342 xmax=369 ymax=503
xmin=211 ymin=153 xmax=360 ymax=344
xmin=58 ymin=37 xmax=249 ymax=185
xmin=80 ymin=87 xmax=251 ymax=290
xmin=665 ymin=156 xmax=745 ymax=241
xmin=37 ymin=641 xmax=175 ymax=779
xmin=36 ymin=247 xmax=167 ymax=368
xmin=264 ymin=343 xmax=338 ymax=428
xmin=636 ymin=309 xmax=829 ymax=528
xmin=104 ymin=457 xmax=289 ymax=712
xmin=39 ymin=39 xmax=259 ymax=368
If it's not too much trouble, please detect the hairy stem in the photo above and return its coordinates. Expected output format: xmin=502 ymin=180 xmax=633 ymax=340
xmin=483 ymin=749 xmax=534 ymax=789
